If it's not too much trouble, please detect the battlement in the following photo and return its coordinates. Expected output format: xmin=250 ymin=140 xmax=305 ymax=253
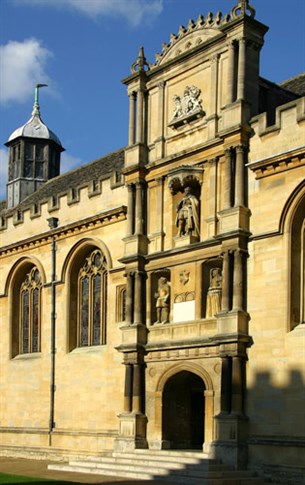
xmin=248 ymin=97 xmax=305 ymax=178
xmin=0 ymin=169 xmax=126 ymax=243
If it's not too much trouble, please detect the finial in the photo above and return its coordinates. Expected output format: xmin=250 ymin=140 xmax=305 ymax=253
xmin=231 ymin=0 xmax=255 ymax=19
xmin=32 ymin=84 xmax=48 ymax=116
xmin=131 ymin=46 xmax=150 ymax=74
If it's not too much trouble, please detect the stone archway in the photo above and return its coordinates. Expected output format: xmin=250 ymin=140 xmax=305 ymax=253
xmin=162 ymin=371 xmax=205 ymax=449
xmin=154 ymin=362 xmax=214 ymax=453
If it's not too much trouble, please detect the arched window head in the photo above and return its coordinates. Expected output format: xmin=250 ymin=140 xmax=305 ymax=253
xmin=19 ymin=267 xmax=42 ymax=354
xmin=77 ymin=249 xmax=107 ymax=347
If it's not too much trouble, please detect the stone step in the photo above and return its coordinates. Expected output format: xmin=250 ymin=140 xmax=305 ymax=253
xmin=69 ymin=458 xmax=257 ymax=477
xmin=49 ymin=463 xmax=265 ymax=484
xmin=48 ymin=449 xmax=265 ymax=484
xmin=82 ymin=454 xmax=222 ymax=469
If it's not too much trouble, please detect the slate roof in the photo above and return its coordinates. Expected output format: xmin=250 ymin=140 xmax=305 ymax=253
xmin=279 ymin=73 xmax=305 ymax=97
xmin=0 ymin=148 xmax=125 ymax=217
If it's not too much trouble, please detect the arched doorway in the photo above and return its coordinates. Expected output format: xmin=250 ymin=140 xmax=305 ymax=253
xmin=162 ymin=371 xmax=205 ymax=449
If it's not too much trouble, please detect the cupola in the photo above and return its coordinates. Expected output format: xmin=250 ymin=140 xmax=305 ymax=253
xmin=5 ymin=84 xmax=64 ymax=208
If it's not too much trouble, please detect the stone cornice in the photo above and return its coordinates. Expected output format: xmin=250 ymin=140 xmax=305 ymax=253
xmin=247 ymin=146 xmax=305 ymax=179
xmin=0 ymin=205 xmax=127 ymax=257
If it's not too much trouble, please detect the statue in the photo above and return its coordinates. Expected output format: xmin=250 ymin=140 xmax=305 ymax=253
xmin=155 ymin=276 xmax=170 ymax=324
xmin=175 ymin=186 xmax=200 ymax=238
xmin=206 ymin=268 xmax=222 ymax=318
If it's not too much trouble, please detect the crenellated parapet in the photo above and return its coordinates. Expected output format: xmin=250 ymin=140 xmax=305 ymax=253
xmin=248 ymin=97 xmax=305 ymax=178
xmin=0 ymin=150 xmax=126 ymax=234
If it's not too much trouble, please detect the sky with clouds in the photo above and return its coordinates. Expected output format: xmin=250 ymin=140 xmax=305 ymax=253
xmin=0 ymin=0 xmax=304 ymax=200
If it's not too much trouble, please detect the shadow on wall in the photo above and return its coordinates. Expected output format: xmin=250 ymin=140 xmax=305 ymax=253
xmin=246 ymin=367 xmax=305 ymax=484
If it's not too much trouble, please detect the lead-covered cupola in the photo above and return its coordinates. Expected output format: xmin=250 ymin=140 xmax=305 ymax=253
xmin=5 ymin=84 xmax=64 ymax=208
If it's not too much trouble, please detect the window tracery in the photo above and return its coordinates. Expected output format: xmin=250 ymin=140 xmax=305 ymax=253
xmin=77 ymin=249 xmax=107 ymax=347
xmin=19 ymin=267 xmax=42 ymax=354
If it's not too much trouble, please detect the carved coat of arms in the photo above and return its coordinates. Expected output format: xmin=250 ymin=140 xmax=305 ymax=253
xmin=172 ymin=85 xmax=202 ymax=119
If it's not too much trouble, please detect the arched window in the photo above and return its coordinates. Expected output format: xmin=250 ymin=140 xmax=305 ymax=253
xmin=301 ymin=219 xmax=305 ymax=324
xmin=11 ymin=265 xmax=42 ymax=356
xmin=69 ymin=247 xmax=107 ymax=349
xmin=290 ymin=194 xmax=305 ymax=329
xmin=20 ymin=267 xmax=42 ymax=353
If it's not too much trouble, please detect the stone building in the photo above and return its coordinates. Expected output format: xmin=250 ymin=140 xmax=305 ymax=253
xmin=0 ymin=0 xmax=304 ymax=483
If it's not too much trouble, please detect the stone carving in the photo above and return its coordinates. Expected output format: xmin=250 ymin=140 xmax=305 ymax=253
xmin=176 ymin=186 xmax=200 ymax=238
xmin=155 ymin=277 xmax=171 ymax=324
xmin=172 ymin=85 xmax=203 ymax=120
xmin=206 ymin=268 xmax=222 ymax=318
xmin=179 ymin=270 xmax=190 ymax=285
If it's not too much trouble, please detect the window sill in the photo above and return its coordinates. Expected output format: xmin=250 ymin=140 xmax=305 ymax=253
xmin=13 ymin=352 xmax=42 ymax=361
xmin=69 ymin=345 xmax=106 ymax=355
xmin=290 ymin=323 xmax=305 ymax=333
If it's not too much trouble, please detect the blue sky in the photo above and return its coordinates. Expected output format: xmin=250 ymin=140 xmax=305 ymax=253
xmin=1 ymin=0 xmax=304 ymax=200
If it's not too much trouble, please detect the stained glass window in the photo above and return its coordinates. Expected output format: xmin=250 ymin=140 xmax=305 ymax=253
xmin=77 ymin=250 xmax=107 ymax=347
xmin=20 ymin=268 xmax=42 ymax=354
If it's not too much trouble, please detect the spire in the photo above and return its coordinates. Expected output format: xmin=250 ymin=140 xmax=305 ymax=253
xmin=32 ymin=83 xmax=48 ymax=116
xmin=231 ymin=0 xmax=256 ymax=19
xmin=131 ymin=46 xmax=150 ymax=74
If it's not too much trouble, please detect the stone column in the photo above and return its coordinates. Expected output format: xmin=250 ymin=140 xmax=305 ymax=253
xmin=134 ymin=271 xmax=144 ymax=325
xmin=136 ymin=90 xmax=144 ymax=143
xmin=237 ymin=38 xmax=247 ymax=101
xmin=127 ymin=183 xmax=135 ymax=236
xmin=207 ymin=158 xmax=218 ymax=237
xmin=235 ymin=145 xmax=245 ymax=207
xmin=210 ymin=55 xmax=219 ymax=115
xmin=156 ymin=177 xmax=164 ymax=234
xmin=132 ymin=363 xmax=142 ymax=413
xmin=203 ymin=390 xmax=214 ymax=451
xmin=128 ymin=92 xmax=136 ymax=145
xmin=231 ymin=356 xmax=243 ymax=415
xmin=158 ymin=82 xmax=165 ymax=137
xmin=227 ymin=40 xmax=236 ymax=105
xmin=233 ymin=249 xmax=243 ymax=311
xmin=125 ymin=272 xmax=134 ymax=325
xmin=124 ymin=364 xmax=133 ymax=412
xmin=135 ymin=181 xmax=144 ymax=235
xmin=221 ymin=251 xmax=230 ymax=312
xmin=224 ymin=148 xmax=232 ymax=210
xmin=220 ymin=356 xmax=231 ymax=414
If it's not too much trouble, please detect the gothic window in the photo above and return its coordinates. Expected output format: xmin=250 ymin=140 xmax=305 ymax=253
xmin=16 ymin=267 xmax=42 ymax=354
xmin=77 ymin=249 xmax=107 ymax=347
xmin=301 ymin=220 xmax=305 ymax=324
xmin=290 ymin=194 xmax=305 ymax=329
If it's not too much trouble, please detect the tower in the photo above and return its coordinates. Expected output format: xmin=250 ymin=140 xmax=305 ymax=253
xmin=5 ymin=84 xmax=64 ymax=208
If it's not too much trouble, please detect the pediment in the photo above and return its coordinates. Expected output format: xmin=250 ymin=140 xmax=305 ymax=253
xmin=158 ymin=29 xmax=221 ymax=65
xmin=154 ymin=12 xmax=230 ymax=67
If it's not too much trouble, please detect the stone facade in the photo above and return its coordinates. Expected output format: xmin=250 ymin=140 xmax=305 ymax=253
xmin=0 ymin=1 xmax=304 ymax=483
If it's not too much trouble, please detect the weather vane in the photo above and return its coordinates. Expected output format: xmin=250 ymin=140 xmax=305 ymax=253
xmin=33 ymin=83 xmax=48 ymax=115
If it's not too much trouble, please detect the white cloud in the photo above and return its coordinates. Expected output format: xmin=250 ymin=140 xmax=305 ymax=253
xmin=12 ymin=0 xmax=163 ymax=26
xmin=0 ymin=39 xmax=52 ymax=105
xmin=0 ymin=148 xmax=8 ymax=200
xmin=61 ymin=152 xmax=83 ymax=174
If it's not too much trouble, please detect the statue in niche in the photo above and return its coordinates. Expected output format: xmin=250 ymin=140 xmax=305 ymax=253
xmin=206 ymin=268 xmax=222 ymax=318
xmin=176 ymin=186 xmax=200 ymax=238
xmin=155 ymin=276 xmax=171 ymax=324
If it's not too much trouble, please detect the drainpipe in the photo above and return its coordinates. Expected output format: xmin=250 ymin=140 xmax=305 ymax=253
xmin=47 ymin=217 xmax=59 ymax=446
